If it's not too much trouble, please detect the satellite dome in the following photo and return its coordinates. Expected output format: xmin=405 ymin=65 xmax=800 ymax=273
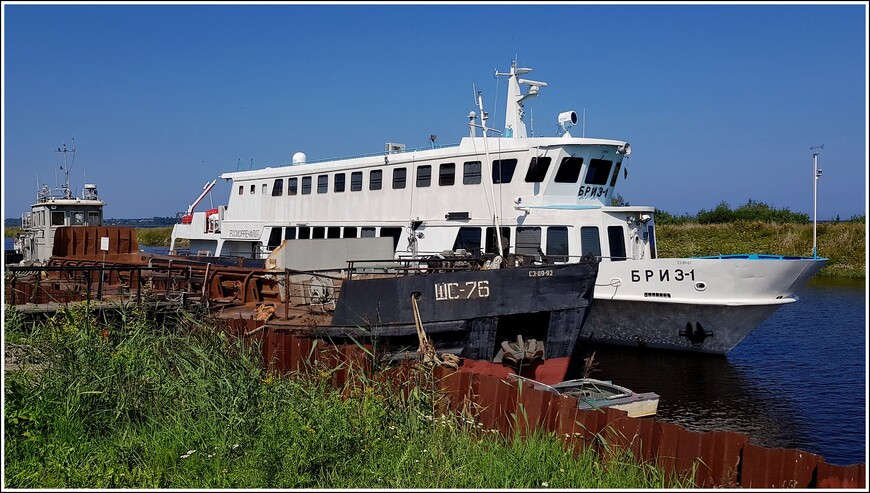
xmin=292 ymin=152 xmax=307 ymax=165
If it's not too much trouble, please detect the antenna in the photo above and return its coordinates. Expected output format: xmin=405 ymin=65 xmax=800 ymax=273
xmin=809 ymin=145 xmax=824 ymax=258
xmin=56 ymin=138 xmax=77 ymax=199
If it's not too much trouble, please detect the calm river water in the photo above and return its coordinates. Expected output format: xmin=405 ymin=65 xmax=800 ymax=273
xmin=5 ymin=236 xmax=866 ymax=465
xmin=569 ymin=276 xmax=867 ymax=466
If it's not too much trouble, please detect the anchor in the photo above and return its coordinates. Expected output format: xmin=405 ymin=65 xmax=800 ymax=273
xmin=499 ymin=334 xmax=545 ymax=367
xmin=680 ymin=322 xmax=713 ymax=346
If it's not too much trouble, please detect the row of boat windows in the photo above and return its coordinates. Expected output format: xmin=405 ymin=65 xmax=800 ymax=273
xmin=22 ymin=210 xmax=102 ymax=228
xmin=239 ymin=156 xmax=621 ymax=196
xmin=266 ymin=224 xmax=647 ymax=261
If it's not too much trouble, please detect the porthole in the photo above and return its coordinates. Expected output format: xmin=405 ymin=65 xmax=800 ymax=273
xmin=695 ymin=282 xmax=707 ymax=291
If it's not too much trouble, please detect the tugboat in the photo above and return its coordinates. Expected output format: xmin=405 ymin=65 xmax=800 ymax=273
xmin=168 ymin=59 xmax=827 ymax=354
xmin=9 ymin=142 xmax=107 ymax=265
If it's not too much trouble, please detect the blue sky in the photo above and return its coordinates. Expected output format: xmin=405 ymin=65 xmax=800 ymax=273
xmin=2 ymin=2 xmax=867 ymax=221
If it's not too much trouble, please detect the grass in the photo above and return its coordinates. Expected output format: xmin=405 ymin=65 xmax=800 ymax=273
xmin=3 ymin=304 xmax=692 ymax=489
xmin=657 ymin=221 xmax=866 ymax=278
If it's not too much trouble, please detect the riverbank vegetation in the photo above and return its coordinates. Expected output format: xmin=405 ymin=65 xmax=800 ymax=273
xmin=4 ymin=305 xmax=692 ymax=489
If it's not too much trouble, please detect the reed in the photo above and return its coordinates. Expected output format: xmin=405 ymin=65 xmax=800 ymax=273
xmin=4 ymin=305 xmax=693 ymax=489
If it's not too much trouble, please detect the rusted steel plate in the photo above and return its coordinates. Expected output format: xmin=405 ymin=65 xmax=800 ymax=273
xmin=741 ymin=442 xmax=820 ymax=488
xmin=434 ymin=366 xmax=479 ymax=417
xmin=816 ymin=461 xmax=866 ymax=488
xmin=652 ymin=424 xmax=748 ymax=487
xmin=601 ymin=417 xmax=663 ymax=465
xmin=52 ymin=226 xmax=139 ymax=261
xmin=474 ymin=374 xmax=518 ymax=435
xmin=514 ymin=380 xmax=556 ymax=437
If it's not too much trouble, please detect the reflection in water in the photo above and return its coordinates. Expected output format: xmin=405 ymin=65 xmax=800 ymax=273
xmin=568 ymin=277 xmax=866 ymax=466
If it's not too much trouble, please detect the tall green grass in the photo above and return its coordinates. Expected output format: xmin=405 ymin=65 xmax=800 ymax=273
xmin=657 ymin=221 xmax=866 ymax=278
xmin=4 ymin=305 xmax=692 ymax=489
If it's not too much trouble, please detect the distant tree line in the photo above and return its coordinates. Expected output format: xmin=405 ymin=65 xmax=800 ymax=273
xmin=610 ymin=195 xmax=864 ymax=225
xmin=4 ymin=216 xmax=178 ymax=228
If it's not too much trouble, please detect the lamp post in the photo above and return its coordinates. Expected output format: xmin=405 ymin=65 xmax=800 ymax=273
xmin=810 ymin=145 xmax=824 ymax=258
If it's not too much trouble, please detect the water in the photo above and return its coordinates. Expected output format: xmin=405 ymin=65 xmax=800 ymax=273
xmin=570 ymin=277 xmax=867 ymax=466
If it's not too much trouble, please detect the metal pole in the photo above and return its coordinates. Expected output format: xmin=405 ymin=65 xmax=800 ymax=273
xmin=810 ymin=145 xmax=823 ymax=258
xmin=813 ymin=151 xmax=818 ymax=258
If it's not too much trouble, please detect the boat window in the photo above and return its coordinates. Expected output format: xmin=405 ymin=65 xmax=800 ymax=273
xmin=463 ymin=161 xmax=482 ymax=184
xmin=586 ymin=159 xmax=613 ymax=185
xmin=271 ymin=179 xmax=284 ymax=196
xmin=580 ymin=226 xmax=602 ymax=258
xmin=361 ymin=227 xmax=376 ymax=238
xmin=87 ymin=211 xmax=100 ymax=226
xmin=439 ymin=163 xmax=455 ymax=186
xmin=610 ymin=161 xmax=622 ymax=187
xmin=284 ymin=227 xmax=297 ymax=240
xmin=492 ymin=159 xmax=517 ymax=184
xmin=344 ymin=227 xmax=358 ymax=238
xmin=317 ymin=175 xmax=328 ymax=194
xmin=416 ymin=165 xmax=432 ymax=187
xmin=524 ymin=156 xmax=552 ymax=183
xmin=298 ymin=227 xmax=311 ymax=239
xmin=452 ymin=227 xmax=481 ymax=253
xmin=380 ymin=227 xmax=402 ymax=250
xmin=71 ymin=211 xmax=85 ymax=226
xmin=289 ymin=178 xmax=298 ymax=195
xmin=393 ymin=168 xmax=407 ymax=189
xmin=485 ymin=227 xmax=511 ymax=256
xmin=250 ymin=184 xmax=256 ymax=194
xmin=370 ymin=170 xmax=383 ymax=190
xmin=648 ymin=224 xmax=657 ymax=259
xmin=311 ymin=227 xmax=324 ymax=239
xmin=327 ymin=226 xmax=341 ymax=238
xmin=238 ymin=185 xmax=243 ymax=195
xmin=262 ymin=184 xmax=268 ymax=194
xmin=51 ymin=211 xmax=65 ymax=226
xmin=267 ymin=227 xmax=282 ymax=250
xmin=351 ymin=172 xmax=363 ymax=191
xmin=302 ymin=176 xmax=312 ymax=195
xmin=334 ymin=173 xmax=346 ymax=193
xmin=515 ymin=227 xmax=542 ymax=257
xmin=546 ymin=227 xmax=569 ymax=262
xmin=555 ymin=156 xmax=584 ymax=183
xmin=607 ymin=225 xmax=627 ymax=261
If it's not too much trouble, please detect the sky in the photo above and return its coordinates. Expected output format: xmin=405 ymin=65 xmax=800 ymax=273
xmin=2 ymin=1 xmax=868 ymax=221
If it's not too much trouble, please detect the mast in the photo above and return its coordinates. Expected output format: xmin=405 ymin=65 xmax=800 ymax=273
xmin=56 ymin=139 xmax=76 ymax=199
xmin=474 ymin=90 xmax=505 ymax=256
xmin=495 ymin=60 xmax=547 ymax=139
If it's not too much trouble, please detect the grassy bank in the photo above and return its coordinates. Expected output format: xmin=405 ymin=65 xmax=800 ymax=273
xmin=657 ymin=221 xmax=866 ymax=278
xmin=4 ymin=306 xmax=691 ymax=489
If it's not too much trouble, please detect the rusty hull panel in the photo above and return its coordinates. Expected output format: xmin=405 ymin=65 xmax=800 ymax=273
xmin=52 ymin=226 xmax=140 ymax=262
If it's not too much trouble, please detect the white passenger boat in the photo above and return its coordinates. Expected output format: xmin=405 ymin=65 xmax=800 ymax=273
xmin=169 ymin=61 xmax=827 ymax=354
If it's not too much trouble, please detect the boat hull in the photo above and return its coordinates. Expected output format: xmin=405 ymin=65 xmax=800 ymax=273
xmin=320 ymin=261 xmax=599 ymax=382
xmin=583 ymin=256 xmax=827 ymax=354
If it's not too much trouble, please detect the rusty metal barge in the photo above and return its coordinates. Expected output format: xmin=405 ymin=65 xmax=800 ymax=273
xmin=6 ymin=225 xmax=599 ymax=384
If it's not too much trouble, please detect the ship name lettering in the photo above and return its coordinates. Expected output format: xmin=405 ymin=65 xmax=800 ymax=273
xmin=228 ymin=229 xmax=260 ymax=239
xmin=434 ymin=280 xmax=490 ymax=300
xmin=631 ymin=269 xmax=695 ymax=283
xmin=578 ymin=186 xmax=609 ymax=199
